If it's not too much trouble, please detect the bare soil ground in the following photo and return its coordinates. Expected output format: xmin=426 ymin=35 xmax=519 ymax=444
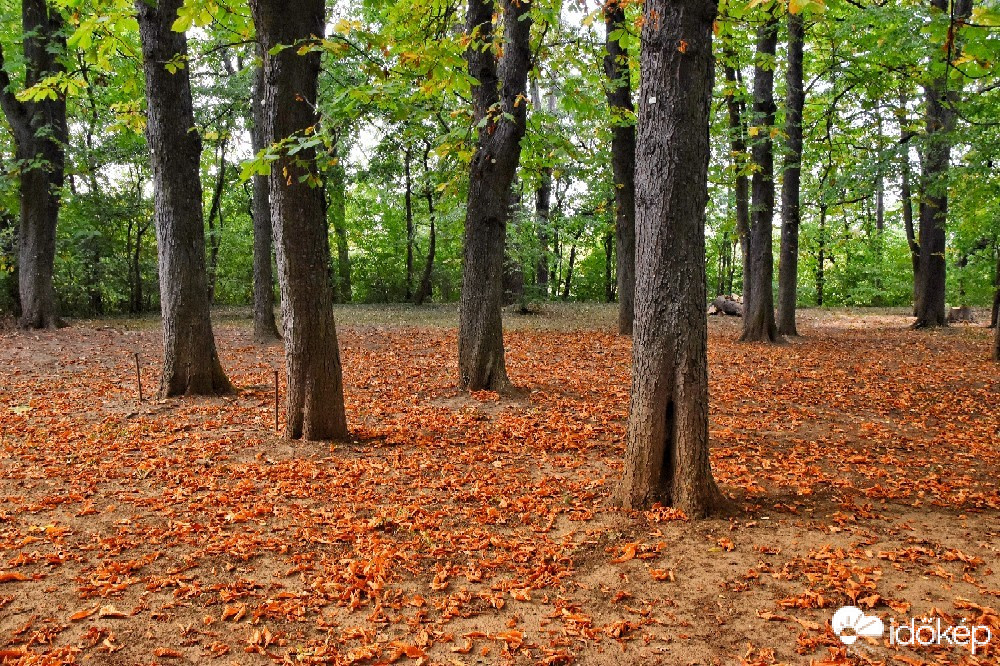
xmin=1 ymin=305 xmax=998 ymax=666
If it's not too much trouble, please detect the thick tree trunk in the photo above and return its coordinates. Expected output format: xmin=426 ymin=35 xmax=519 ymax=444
xmin=615 ymin=0 xmax=724 ymax=517
xmin=251 ymin=0 xmax=348 ymax=440
xmin=414 ymin=147 xmax=436 ymax=306
xmin=250 ymin=64 xmax=281 ymax=342
xmin=740 ymin=12 xmax=780 ymax=343
xmin=723 ymin=52 xmax=750 ymax=291
xmin=777 ymin=12 xmax=804 ymax=337
xmin=136 ymin=0 xmax=232 ymax=397
xmin=914 ymin=0 xmax=973 ymax=328
xmin=604 ymin=1 xmax=636 ymax=335
xmin=458 ymin=0 xmax=531 ymax=392
xmin=404 ymin=146 xmax=414 ymax=301
xmin=0 ymin=0 xmax=67 ymax=329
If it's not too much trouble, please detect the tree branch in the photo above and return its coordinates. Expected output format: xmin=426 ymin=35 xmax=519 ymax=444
xmin=0 ymin=42 xmax=32 ymax=148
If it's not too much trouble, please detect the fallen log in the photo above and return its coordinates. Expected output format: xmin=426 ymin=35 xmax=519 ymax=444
xmin=709 ymin=296 xmax=743 ymax=317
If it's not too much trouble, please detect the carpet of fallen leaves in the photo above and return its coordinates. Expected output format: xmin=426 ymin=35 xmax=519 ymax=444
xmin=1 ymin=305 xmax=998 ymax=666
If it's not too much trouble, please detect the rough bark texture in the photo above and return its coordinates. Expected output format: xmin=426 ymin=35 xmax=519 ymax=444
xmin=777 ymin=12 xmax=804 ymax=337
xmin=136 ymin=0 xmax=232 ymax=397
xmin=458 ymin=0 xmax=531 ymax=392
xmin=914 ymin=0 xmax=973 ymax=328
xmin=251 ymin=0 xmax=348 ymax=440
xmin=740 ymin=13 xmax=780 ymax=343
xmin=250 ymin=64 xmax=281 ymax=343
xmin=604 ymin=1 xmax=636 ymax=335
xmin=615 ymin=0 xmax=724 ymax=518
xmin=0 ymin=0 xmax=67 ymax=329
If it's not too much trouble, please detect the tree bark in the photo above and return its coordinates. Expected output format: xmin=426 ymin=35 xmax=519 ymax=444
xmin=898 ymin=95 xmax=921 ymax=315
xmin=740 ymin=11 xmax=780 ymax=343
xmin=250 ymin=64 xmax=281 ymax=342
xmin=991 ymin=244 xmax=999 ymax=329
xmin=604 ymin=1 xmax=636 ymax=335
xmin=723 ymin=51 xmax=750 ymax=291
xmin=529 ymin=81 xmax=551 ymax=295
xmin=615 ymin=0 xmax=724 ymax=517
xmin=136 ymin=0 xmax=232 ymax=397
xmin=251 ymin=0 xmax=348 ymax=440
xmin=328 ymin=156 xmax=352 ymax=303
xmin=0 ymin=0 xmax=67 ymax=329
xmin=414 ymin=146 xmax=436 ymax=305
xmin=777 ymin=12 xmax=804 ymax=337
xmin=458 ymin=0 xmax=531 ymax=392
xmin=404 ymin=146 xmax=414 ymax=301
xmin=914 ymin=0 xmax=973 ymax=328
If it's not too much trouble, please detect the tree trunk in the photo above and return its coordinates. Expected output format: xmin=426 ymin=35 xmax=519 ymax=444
xmin=251 ymin=0 xmax=348 ymax=440
xmin=740 ymin=11 xmax=779 ymax=343
xmin=404 ymin=146 xmax=414 ymax=301
xmin=991 ymin=244 xmax=999 ymax=328
xmin=994 ymin=317 xmax=1000 ymax=362
xmin=530 ymin=80 xmax=552 ymax=296
xmin=561 ymin=237 xmax=579 ymax=301
xmin=0 ymin=0 xmax=67 ymax=329
xmin=914 ymin=0 xmax=973 ymax=328
xmin=723 ymin=51 xmax=750 ymax=292
xmin=414 ymin=146 xmax=436 ymax=305
xmin=816 ymin=204 xmax=826 ymax=306
xmin=899 ymin=95 xmax=921 ymax=315
xmin=205 ymin=138 xmax=226 ymax=304
xmin=250 ymin=64 xmax=281 ymax=342
xmin=604 ymin=1 xmax=636 ymax=335
xmin=458 ymin=0 xmax=531 ymax=392
xmin=136 ymin=0 xmax=232 ymax=396
xmin=604 ymin=230 xmax=614 ymax=303
xmin=615 ymin=0 xmax=724 ymax=517
xmin=328 ymin=156 xmax=352 ymax=303
xmin=777 ymin=12 xmax=804 ymax=337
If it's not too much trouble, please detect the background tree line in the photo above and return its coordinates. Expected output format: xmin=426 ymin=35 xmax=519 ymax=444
xmin=0 ymin=0 xmax=996 ymax=327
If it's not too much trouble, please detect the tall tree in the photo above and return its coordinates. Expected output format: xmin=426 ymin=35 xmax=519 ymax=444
xmin=414 ymin=144 xmax=436 ymax=305
xmin=740 ymin=10 xmax=780 ymax=343
xmin=897 ymin=93 xmax=920 ymax=314
xmin=914 ymin=0 xmax=973 ymax=328
xmin=136 ymin=0 xmax=232 ymax=396
xmin=604 ymin=0 xmax=636 ymax=335
xmin=0 ymin=0 xmax=67 ymax=329
xmin=529 ymin=79 xmax=551 ymax=296
xmin=722 ymin=47 xmax=750 ymax=283
xmin=777 ymin=11 xmax=805 ymax=337
xmin=458 ymin=0 xmax=531 ymax=391
xmin=250 ymin=64 xmax=281 ymax=343
xmin=251 ymin=0 xmax=348 ymax=440
xmin=615 ymin=0 xmax=725 ymax=517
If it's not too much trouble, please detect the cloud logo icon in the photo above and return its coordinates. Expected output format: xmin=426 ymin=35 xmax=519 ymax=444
xmin=832 ymin=606 xmax=884 ymax=645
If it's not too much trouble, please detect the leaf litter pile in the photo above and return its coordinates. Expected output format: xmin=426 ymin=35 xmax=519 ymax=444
xmin=1 ymin=306 xmax=998 ymax=666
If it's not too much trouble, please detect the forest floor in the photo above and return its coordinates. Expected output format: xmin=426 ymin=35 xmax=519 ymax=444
xmin=0 ymin=305 xmax=998 ymax=666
